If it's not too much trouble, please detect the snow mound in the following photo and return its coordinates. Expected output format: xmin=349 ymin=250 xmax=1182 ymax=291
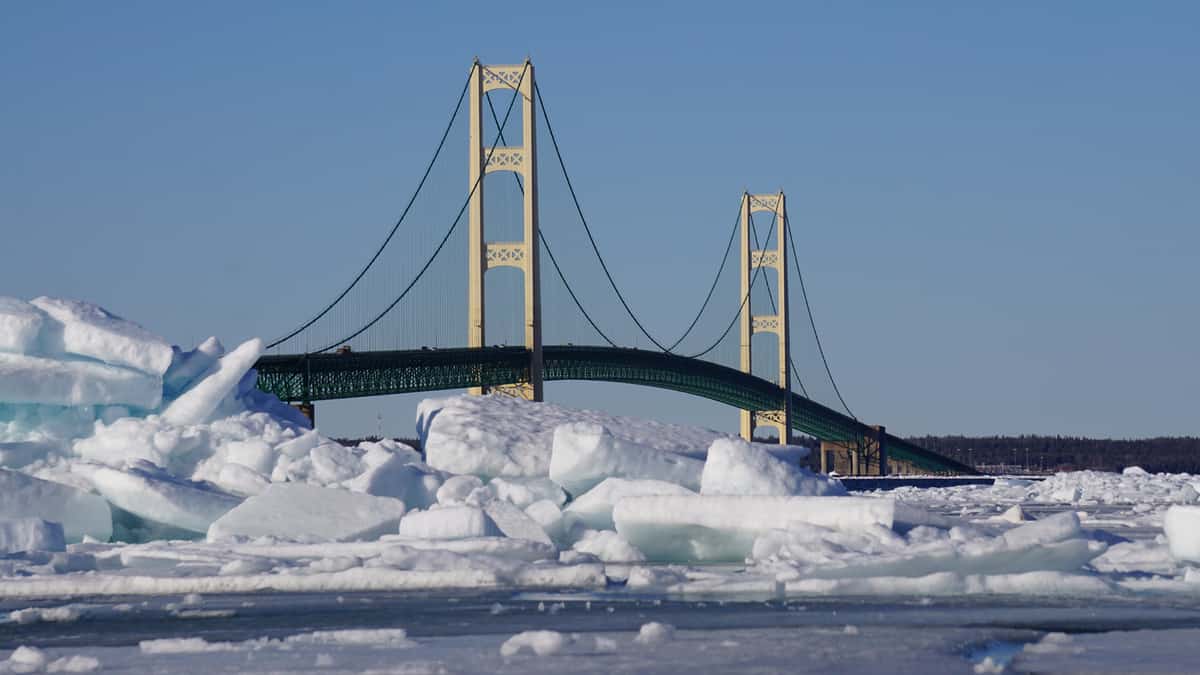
xmin=700 ymin=437 xmax=844 ymax=497
xmin=500 ymin=630 xmax=566 ymax=657
xmin=1164 ymin=506 xmax=1200 ymax=563
xmin=550 ymin=422 xmax=704 ymax=496
xmin=208 ymin=484 xmax=406 ymax=543
xmin=419 ymin=393 xmax=805 ymax=482
xmin=397 ymin=506 xmax=502 ymax=540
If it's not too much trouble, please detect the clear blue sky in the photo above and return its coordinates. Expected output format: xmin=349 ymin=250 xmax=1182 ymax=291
xmin=2 ymin=2 xmax=1197 ymax=440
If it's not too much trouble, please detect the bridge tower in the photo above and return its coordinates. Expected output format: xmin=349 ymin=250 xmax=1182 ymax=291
xmin=467 ymin=59 xmax=543 ymax=401
xmin=739 ymin=191 xmax=791 ymax=444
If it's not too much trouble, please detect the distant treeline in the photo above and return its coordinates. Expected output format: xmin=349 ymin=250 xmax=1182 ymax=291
xmin=906 ymin=435 xmax=1200 ymax=474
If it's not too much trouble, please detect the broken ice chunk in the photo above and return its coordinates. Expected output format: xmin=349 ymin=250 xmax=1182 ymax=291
xmin=31 ymin=297 xmax=174 ymax=375
xmin=550 ymin=422 xmax=703 ymax=496
xmin=0 ymin=297 xmax=46 ymax=354
xmin=207 ymin=483 xmax=405 ymax=542
xmin=0 ymin=352 xmax=162 ymax=409
xmin=613 ymin=495 xmax=897 ymax=562
xmin=0 ymin=518 xmax=66 ymax=554
xmin=397 ymin=506 xmax=502 ymax=540
xmin=90 ymin=464 xmax=242 ymax=535
xmin=1164 ymin=505 xmax=1200 ymax=563
xmin=700 ymin=437 xmax=845 ymax=497
xmin=563 ymin=478 xmax=696 ymax=533
xmin=0 ymin=469 xmax=112 ymax=543
xmin=163 ymin=336 xmax=225 ymax=396
xmin=162 ymin=338 xmax=263 ymax=426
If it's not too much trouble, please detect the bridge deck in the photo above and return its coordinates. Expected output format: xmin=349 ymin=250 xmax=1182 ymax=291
xmin=254 ymin=346 xmax=975 ymax=475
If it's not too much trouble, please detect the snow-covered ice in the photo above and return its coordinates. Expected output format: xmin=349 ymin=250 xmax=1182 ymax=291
xmin=0 ymin=352 xmax=162 ymax=409
xmin=1163 ymin=505 xmax=1200 ymax=563
xmin=700 ymin=437 xmax=844 ymax=497
xmin=398 ymin=506 xmax=502 ymax=540
xmin=563 ymin=478 xmax=696 ymax=533
xmin=0 ymin=518 xmax=64 ymax=555
xmin=30 ymin=297 xmax=174 ymax=376
xmin=613 ymin=496 xmax=899 ymax=562
xmin=550 ymin=422 xmax=705 ymax=495
xmin=208 ymin=483 xmax=407 ymax=543
xmin=0 ymin=470 xmax=111 ymax=543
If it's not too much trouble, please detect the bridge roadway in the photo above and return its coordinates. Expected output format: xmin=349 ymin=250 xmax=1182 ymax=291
xmin=254 ymin=345 xmax=975 ymax=475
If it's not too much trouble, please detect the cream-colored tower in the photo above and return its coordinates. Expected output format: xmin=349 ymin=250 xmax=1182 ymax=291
xmin=739 ymin=192 xmax=791 ymax=443
xmin=467 ymin=59 xmax=543 ymax=401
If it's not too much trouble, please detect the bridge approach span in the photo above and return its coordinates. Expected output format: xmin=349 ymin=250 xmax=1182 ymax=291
xmin=254 ymin=346 xmax=975 ymax=475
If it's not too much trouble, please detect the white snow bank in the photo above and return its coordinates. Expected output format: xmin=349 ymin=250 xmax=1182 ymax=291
xmin=419 ymin=393 xmax=803 ymax=481
xmin=0 ymin=518 xmax=65 ymax=554
xmin=614 ymin=496 xmax=899 ymax=562
xmin=397 ymin=506 xmax=501 ymax=540
xmin=1030 ymin=470 xmax=1200 ymax=505
xmin=1164 ymin=506 xmax=1200 ymax=563
xmin=635 ymin=621 xmax=675 ymax=645
xmin=563 ymin=478 xmax=696 ymax=533
xmin=700 ymin=437 xmax=844 ymax=497
xmin=32 ymin=296 xmax=174 ymax=375
xmin=0 ymin=469 xmax=111 ymax=543
xmin=572 ymin=529 xmax=646 ymax=562
xmin=500 ymin=630 xmax=566 ymax=657
xmin=0 ymin=352 xmax=161 ymax=408
xmin=208 ymin=484 xmax=406 ymax=543
xmin=91 ymin=464 xmax=242 ymax=535
xmin=0 ymin=297 xmax=45 ymax=354
xmin=343 ymin=456 xmax=442 ymax=508
xmin=551 ymin=422 xmax=704 ymax=496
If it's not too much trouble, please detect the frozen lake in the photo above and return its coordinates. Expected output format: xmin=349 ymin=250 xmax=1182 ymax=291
xmin=4 ymin=590 xmax=1200 ymax=673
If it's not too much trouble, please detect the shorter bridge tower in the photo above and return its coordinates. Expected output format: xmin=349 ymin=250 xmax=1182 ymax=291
xmin=467 ymin=59 xmax=543 ymax=401
xmin=739 ymin=191 xmax=791 ymax=444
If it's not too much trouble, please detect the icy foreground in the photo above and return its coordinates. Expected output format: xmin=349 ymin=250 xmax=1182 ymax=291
xmin=2 ymin=297 xmax=1200 ymax=617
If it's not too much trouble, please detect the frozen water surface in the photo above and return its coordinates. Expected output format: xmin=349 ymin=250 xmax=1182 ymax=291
xmin=3 ymin=593 xmax=1200 ymax=673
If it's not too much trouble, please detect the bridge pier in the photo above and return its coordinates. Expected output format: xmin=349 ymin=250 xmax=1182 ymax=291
xmin=819 ymin=425 xmax=889 ymax=476
xmin=292 ymin=402 xmax=315 ymax=428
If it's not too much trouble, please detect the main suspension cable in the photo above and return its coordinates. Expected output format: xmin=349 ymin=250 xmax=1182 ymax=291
xmin=682 ymin=209 xmax=778 ymax=359
xmin=535 ymin=82 xmax=673 ymax=352
xmin=267 ymin=65 xmax=474 ymax=350
xmin=311 ymin=63 xmax=529 ymax=353
xmin=535 ymin=81 xmax=749 ymax=355
xmin=665 ymin=207 xmax=741 ymax=352
xmin=747 ymin=210 xmax=810 ymax=398
xmin=785 ymin=212 xmax=855 ymax=418
xmin=484 ymin=92 xmax=617 ymax=347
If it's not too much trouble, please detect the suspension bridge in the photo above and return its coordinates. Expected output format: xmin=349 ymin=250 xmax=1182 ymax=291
xmin=253 ymin=59 xmax=975 ymax=476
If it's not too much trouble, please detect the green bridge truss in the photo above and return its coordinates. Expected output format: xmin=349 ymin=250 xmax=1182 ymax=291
xmin=254 ymin=346 xmax=976 ymax=475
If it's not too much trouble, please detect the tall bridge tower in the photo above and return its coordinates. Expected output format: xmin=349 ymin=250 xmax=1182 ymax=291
xmin=467 ymin=59 xmax=544 ymax=401
xmin=739 ymin=191 xmax=791 ymax=444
